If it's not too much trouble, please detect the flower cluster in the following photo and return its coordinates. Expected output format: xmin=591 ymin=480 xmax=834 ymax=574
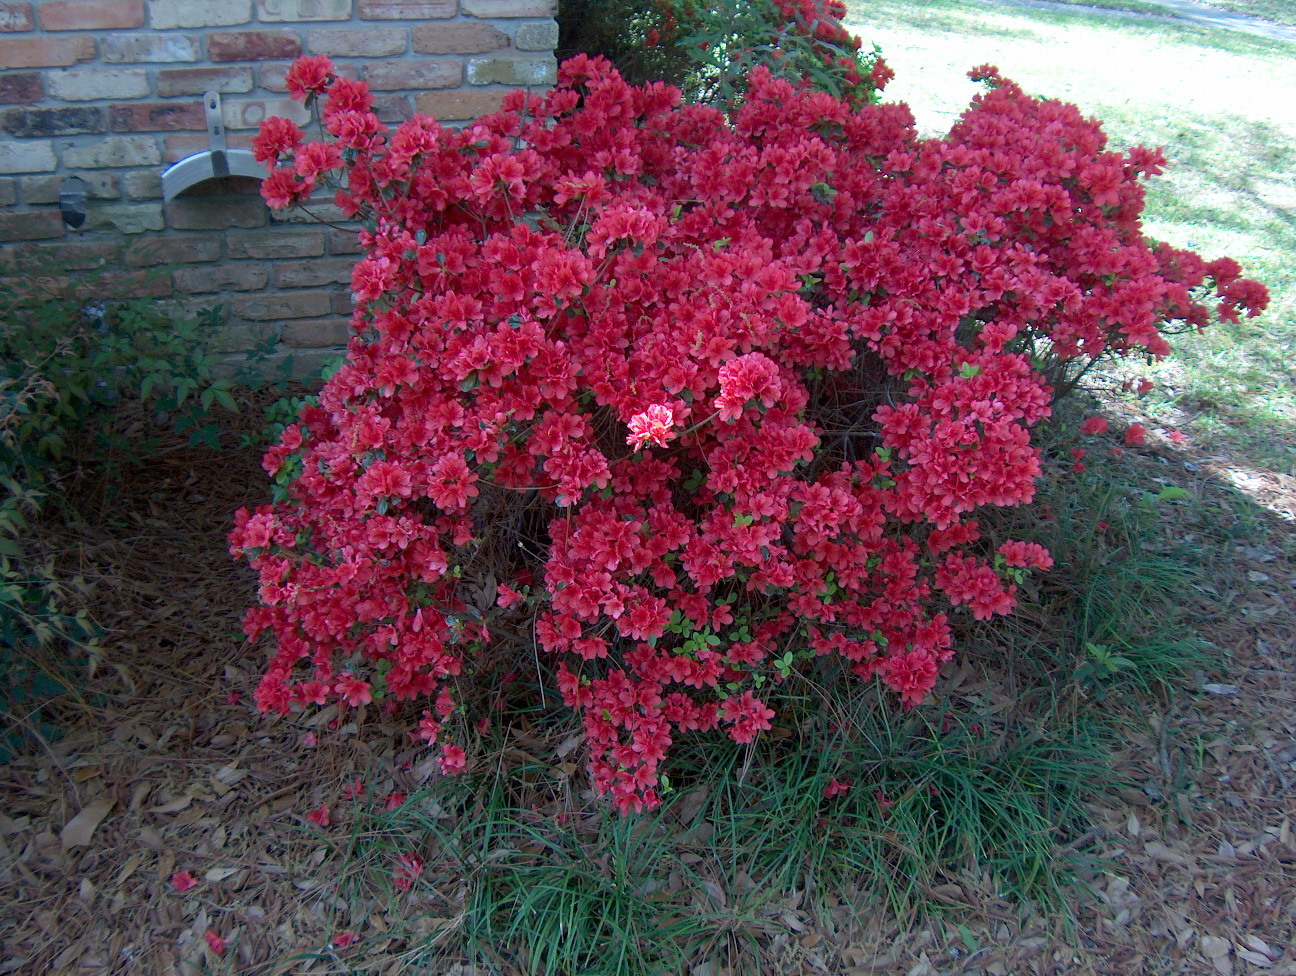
xmin=232 ymin=54 xmax=1266 ymax=813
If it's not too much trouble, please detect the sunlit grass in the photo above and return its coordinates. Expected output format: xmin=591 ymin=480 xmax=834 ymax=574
xmin=845 ymin=0 xmax=1296 ymax=471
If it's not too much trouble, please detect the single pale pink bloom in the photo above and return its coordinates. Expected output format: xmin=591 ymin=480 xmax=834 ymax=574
xmin=171 ymin=870 xmax=198 ymax=892
xmin=205 ymin=930 xmax=226 ymax=957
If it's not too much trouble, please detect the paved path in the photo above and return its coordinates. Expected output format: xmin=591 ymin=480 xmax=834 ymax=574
xmin=977 ymin=0 xmax=1296 ymax=43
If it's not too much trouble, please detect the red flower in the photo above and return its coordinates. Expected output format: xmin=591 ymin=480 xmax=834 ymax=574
xmin=171 ymin=870 xmax=198 ymax=893
xmin=1125 ymin=423 xmax=1147 ymax=446
xmin=1080 ymin=416 xmax=1108 ymax=435
xmin=823 ymin=776 xmax=853 ymax=799
xmin=205 ymin=931 xmax=226 ymax=957
xmin=285 ymin=54 xmax=334 ymax=101
xmin=306 ymin=803 xmax=330 ymax=827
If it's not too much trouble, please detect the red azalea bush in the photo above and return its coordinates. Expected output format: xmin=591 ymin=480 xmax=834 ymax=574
xmin=231 ymin=53 xmax=1266 ymax=813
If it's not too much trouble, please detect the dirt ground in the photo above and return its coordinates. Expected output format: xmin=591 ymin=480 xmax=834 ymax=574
xmin=1 ymin=405 xmax=1293 ymax=976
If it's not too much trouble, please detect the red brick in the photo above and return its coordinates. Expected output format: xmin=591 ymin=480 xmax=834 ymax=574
xmin=157 ymin=66 xmax=253 ymax=97
xmin=326 ymin=228 xmax=362 ymax=255
xmin=207 ymin=29 xmax=301 ymax=62
xmin=0 ymin=35 xmax=93 ymax=68
xmin=412 ymin=21 xmax=507 ymax=54
xmin=38 ymin=0 xmax=143 ymax=29
xmin=125 ymin=236 xmax=221 ymax=266
xmin=359 ymin=0 xmax=455 ymax=19
xmin=111 ymin=101 xmax=205 ymax=132
xmin=273 ymin=256 xmax=352 ymax=288
xmin=174 ymin=262 xmax=269 ymax=293
xmin=462 ymin=0 xmax=552 ymax=13
xmin=166 ymin=195 xmax=268 ymax=230
xmin=309 ymin=26 xmax=406 ymax=57
xmin=371 ymin=93 xmax=411 ymax=122
xmin=11 ymin=239 xmax=120 ymax=269
xmin=331 ymin=289 xmax=352 ymax=315
xmin=116 ymin=270 xmax=173 ymax=297
xmin=0 ymin=3 xmax=33 ymax=31
xmin=0 ymin=209 xmax=64 ymax=241
xmin=232 ymin=289 xmax=332 ymax=320
xmin=414 ymin=88 xmax=504 ymax=121
xmin=364 ymin=61 xmax=460 ymax=91
xmin=163 ymin=130 xmax=253 ymax=163
xmin=228 ymin=229 xmax=324 ymax=259
xmin=280 ymin=316 xmax=349 ymax=346
xmin=0 ymin=73 xmax=42 ymax=104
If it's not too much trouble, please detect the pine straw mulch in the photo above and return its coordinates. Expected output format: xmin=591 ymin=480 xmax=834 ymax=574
xmin=0 ymin=404 xmax=1293 ymax=976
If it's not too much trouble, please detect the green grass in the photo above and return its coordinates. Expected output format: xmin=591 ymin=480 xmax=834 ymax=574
xmin=1035 ymin=0 xmax=1182 ymax=16
xmin=845 ymin=0 xmax=1296 ymax=473
xmin=1199 ymin=0 xmax=1296 ymax=26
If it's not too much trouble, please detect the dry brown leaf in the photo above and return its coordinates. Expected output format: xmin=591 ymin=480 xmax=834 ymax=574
xmin=61 ymin=797 xmax=114 ymax=849
xmin=149 ymin=794 xmax=192 ymax=814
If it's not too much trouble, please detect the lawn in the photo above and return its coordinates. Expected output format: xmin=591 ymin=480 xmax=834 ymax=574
xmin=846 ymin=0 xmax=1296 ymax=473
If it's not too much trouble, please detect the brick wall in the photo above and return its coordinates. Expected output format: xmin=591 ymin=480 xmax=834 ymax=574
xmin=0 ymin=0 xmax=558 ymax=374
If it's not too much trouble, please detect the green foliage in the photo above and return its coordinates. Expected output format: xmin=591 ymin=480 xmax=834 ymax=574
xmin=0 ymin=253 xmax=238 ymax=760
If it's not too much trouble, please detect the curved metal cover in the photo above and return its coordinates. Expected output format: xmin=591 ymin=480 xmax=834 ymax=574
xmin=162 ymin=148 xmax=265 ymax=200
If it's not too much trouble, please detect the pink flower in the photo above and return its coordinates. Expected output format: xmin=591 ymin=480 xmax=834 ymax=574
xmin=1125 ymin=423 xmax=1147 ymax=446
xmin=342 ymin=777 xmax=366 ymax=801
xmin=205 ymin=930 xmax=227 ymax=957
xmin=393 ymin=851 xmax=424 ymax=891
xmin=333 ymin=931 xmax=360 ymax=948
xmin=626 ymin=404 xmax=677 ymax=451
xmin=1080 ymin=416 xmax=1108 ymax=435
xmin=285 ymin=54 xmax=334 ymax=101
xmin=171 ymin=870 xmax=198 ymax=893
xmin=385 ymin=791 xmax=407 ymax=811
xmin=439 ymin=744 xmax=467 ymax=775
xmin=1168 ymin=429 xmax=1187 ymax=443
xmin=334 ymin=673 xmax=372 ymax=708
xmin=823 ymin=776 xmax=853 ymax=799
xmin=306 ymin=802 xmax=330 ymax=827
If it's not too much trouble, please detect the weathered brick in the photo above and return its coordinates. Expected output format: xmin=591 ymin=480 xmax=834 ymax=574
xmin=0 ymin=178 xmax=13 ymax=206
xmin=208 ymin=29 xmax=301 ymax=62
xmin=7 ymin=239 xmax=119 ymax=270
xmin=206 ymin=320 xmax=278 ymax=354
xmin=309 ymin=26 xmax=407 ymax=57
xmin=257 ymin=0 xmax=349 ymax=21
xmin=514 ymin=19 xmax=558 ymax=50
xmin=63 ymin=135 xmax=160 ymax=168
xmin=331 ymin=289 xmax=352 ymax=315
xmin=228 ymin=229 xmax=324 ymax=259
xmin=280 ymin=316 xmax=348 ymax=346
xmin=412 ymin=21 xmax=507 ymax=54
xmin=84 ymin=201 xmax=166 ymax=234
xmin=0 ymin=209 xmax=63 ymax=241
xmin=371 ymin=93 xmax=411 ymax=123
xmin=258 ymin=60 xmax=355 ymax=92
xmin=111 ymin=101 xmax=205 ymax=132
xmin=414 ymin=88 xmax=505 ymax=121
xmin=232 ymin=289 xmax=332 ymax=320
xmin=174 ymin=262 xmax=269 ymax=293
xmin=0 ymin=73 xmax=43 ymax=104
xmin=157 ymin=66 xmax=253 ymax=97
xmin=463 ymin=0 xmax=553 ymax=14
xmin=0 ymin=140 xmax=56 ymax=173
xmin=148 ymin=0 xmax=251 ymax=29
xmin=466 ymin=56 xmax=554 ymax=87
xmin=0 ymin=35 xmax=94 ymax=68
xmin=102 ymin=33 xmax=201 ymax=63
xmin=326 ymin=228 xmax=362 ymax=255
xmin=364 ymin=61 xmax=460 ymax=91
xmin=163 ymin=130 xmax=252 ymax=162
xmin=270 ymin=199 xmax=351 ymax=224
xmin=116 ymin=270 xmax=175 ymax=298
xmin=125 ymin=235 xmax=221 ymax=266
xmin=273 ymin=256 xmax=352 ymax=288
xmin=21 ymin=171 xmax=118 ymax=203
xmin=2 ymin=105 xmax=104 ymax=137
xmin=359 ymin=0 xmax=455 ymax=19
xmin=39 ymin=0 xmax=144 ymax=29
xmin=122 ymin=170 xmax=163 ymax=199
xmin=47 ymin=68 xmax=149 ymax=101
xmin=221 ymin=97 xmax=309 ymax=130
xmin=166 ymin=194 xmax=268 ymax=230
xmin=0 ymin=3 xmax=33 ymax=31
